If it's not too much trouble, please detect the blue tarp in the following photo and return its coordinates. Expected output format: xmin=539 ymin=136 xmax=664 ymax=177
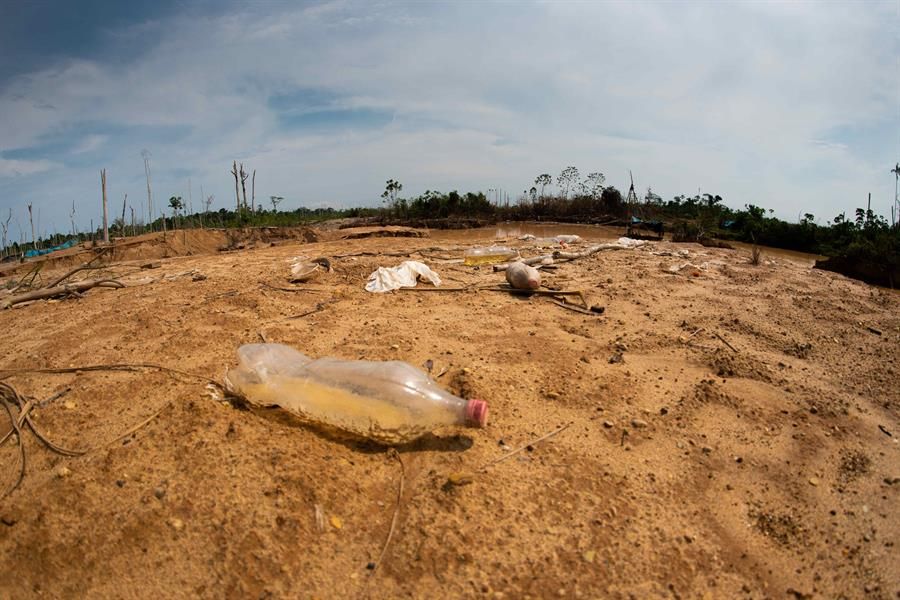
xmin=24 ymin=239 xmax=77 ymax=258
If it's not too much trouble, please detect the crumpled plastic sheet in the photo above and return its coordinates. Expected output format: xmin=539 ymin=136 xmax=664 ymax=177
xmin=365 ymin=260 xmax=442 ymax=293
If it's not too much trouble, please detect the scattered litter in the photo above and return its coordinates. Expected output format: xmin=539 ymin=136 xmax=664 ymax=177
xmin=225 ymin=343 xmax=488 ymax=444
xmin=553 ymin=235 xmax=582 ymax=244
xmin=664 ymin=262 xmax=706 ymax=276
xmin=290 ymin=256 xmax=331 ymax=283
xmin=506 ymin=261 xmax=541 ymax=290
xmin=464 ymin=246 xmax=517 ymax=266
xmin=365 ymin=260 xmax=441 ymax=293
xmin=616 ymin=237 xmax=647 ymax=248
xmin=652 ymin=249 xmax=690 ymax=258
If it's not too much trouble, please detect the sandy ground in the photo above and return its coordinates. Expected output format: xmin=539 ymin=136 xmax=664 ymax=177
xmin=0 ymin=226 xmax=898 ymax=599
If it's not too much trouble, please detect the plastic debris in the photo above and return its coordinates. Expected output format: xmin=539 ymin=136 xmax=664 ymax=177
xmin=464 ymin=246 xmax=518 ymax=266
xmin=365 ymin=260 xmax=441 ymax=293
xmin=506 ymin=261 xmax=541 ymax=289
xmin=225 ymin=343 xmax=488 ymax=444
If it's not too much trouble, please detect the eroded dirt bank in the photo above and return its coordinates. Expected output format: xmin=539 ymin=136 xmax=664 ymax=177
xmin=0 ymin=227 xmax=898 ymax=598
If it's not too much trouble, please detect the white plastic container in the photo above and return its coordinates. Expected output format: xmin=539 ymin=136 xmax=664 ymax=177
xmin=226 ymin=344 xmax=488 ymax=444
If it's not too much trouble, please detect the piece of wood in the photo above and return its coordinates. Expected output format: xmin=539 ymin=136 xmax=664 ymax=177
xmin=714 ymin=331 xmax=738 ymax=353
xmin=867 ymin=326 xmax=882 ymax=336
xmin=286 ymin=305 xmax=327 ymax=319
xmin=395 ymin=286 xmax=469 ymax=292
xmin=552 ymin=243 xmax=628 ymax=261
xmin=493 ymin=255 xmax=552 ymax=272
xmin=141 ymin=261 xmax=161 ymax=270
xmin=550 ymin=300 xmax=600 ymax=316
xmin=46 ymin=252 xmax=109 ymax=288
xmin=2 ymin=279 xmax=124 ymax=309
xmin=259 ymin=282 xmax=326 ymax=293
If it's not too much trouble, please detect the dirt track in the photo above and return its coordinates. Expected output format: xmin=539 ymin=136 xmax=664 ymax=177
xmin=1 ymin=226 xmax=898 ymax=599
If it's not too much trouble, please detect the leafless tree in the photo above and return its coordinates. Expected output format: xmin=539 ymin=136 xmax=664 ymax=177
xmin=231 ymin=161 xmax=241 ymax=211
xmin=100 ymin=168 xmax=109 ymax=243
xmin=142 ymin=149 xmax=153 ymax=231
xmin=27 ymin=203 xmax=36 ymax=249
xmin=1 ymin=209 xmax=11 ymax=258
xmin=240 ymin=163 xmax=249 ymax=210
xmin=70 ymin=200 xmax=77 ymax=236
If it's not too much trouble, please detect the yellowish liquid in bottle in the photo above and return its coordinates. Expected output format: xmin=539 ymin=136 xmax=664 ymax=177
xmin=234 ymin=375 xmax=455 ymax=444
xmin=463 ymin=249 xmax=517 ymax=266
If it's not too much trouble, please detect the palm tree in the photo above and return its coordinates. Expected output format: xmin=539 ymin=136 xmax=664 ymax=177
xmin=168 ymin=196 xmax=184 ymax=229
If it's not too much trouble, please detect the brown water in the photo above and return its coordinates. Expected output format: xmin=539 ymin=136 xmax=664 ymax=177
xmin=435 ymin=223 xmax=824 ymax=267
xmin=727 ymin=241 xmax=824 ymax=267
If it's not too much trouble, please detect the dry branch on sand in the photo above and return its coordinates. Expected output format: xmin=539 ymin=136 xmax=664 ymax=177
xmin=0 ymin=363 xmax=224 ymax=499
xmin=1 ymin=279 xmax=124 ymax=309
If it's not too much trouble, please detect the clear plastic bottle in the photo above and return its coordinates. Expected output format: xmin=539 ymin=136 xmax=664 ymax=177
xmin=226 ymin=344 xmax=488 ymax=444
xmin=463 ymin=246 xmax=518 ymax=266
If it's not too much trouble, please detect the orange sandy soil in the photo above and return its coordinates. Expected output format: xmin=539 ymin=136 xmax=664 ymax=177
xmin=0 ymin=226 xmax=898 ymax=599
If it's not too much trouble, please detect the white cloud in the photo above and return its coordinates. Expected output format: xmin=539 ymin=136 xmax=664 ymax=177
xmin=0 ymin=0 xmax=896 ymax=232
xmin=0 ymin=158 xmax=58 ymax=177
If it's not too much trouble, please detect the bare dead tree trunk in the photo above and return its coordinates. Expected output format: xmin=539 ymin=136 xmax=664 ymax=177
xmin=121 ymin=193 xmax=127 ymax=237
xmin=101 ymin=169 xmax=109 ymax=244
xmin=70 ymin=200 xmax=77 ymax=236
xmin=27 ymin=203 xmax=36 ymax=250
xmin=231 ymin=161 xmax=241 ymax=212
xmin=199 ymin=184 xmax=205 ymax=229
xmin=240 ymin=164 xmax=249 ymax=210
xmin=251 ymin=169 xmax=256 ymax=213
xmin=130 ymin=207 xmax=135 ymax=237
xmin=0 ymin=209 xmax=10 ymax=259
xmin=142 ymin=150 xmax=153 ymax=232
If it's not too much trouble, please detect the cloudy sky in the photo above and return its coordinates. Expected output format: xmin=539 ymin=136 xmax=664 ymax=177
xmin=0 ymin=0 xmax=897 ymax=237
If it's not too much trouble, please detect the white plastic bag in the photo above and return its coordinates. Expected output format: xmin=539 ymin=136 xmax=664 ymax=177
xmin=365 ymin=260 xmax=442 ymax=293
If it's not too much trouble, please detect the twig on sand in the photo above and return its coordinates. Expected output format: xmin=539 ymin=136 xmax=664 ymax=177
xmin=552 ymin=243 xmax=628 ymax=261
xmin=259 ymin=281 xmax=326 ymax=293
xmin=550 ymin=299 xmax=600 ymax=316
xmin=105 ymin=401 xmax=173 ymax=447
xmin=0 ymin=364 xmax=225 ymax=499
xmin=36 ymin=387 xmax=71 ymax=408
xmin=2 ymin=278 xmax=124 ymax=309
xmin=372 ymin=449 xmax=405 ymax=573
xmin=287 ymin=303 xmax=327 ymax=319
xmin=493 ymin=255 xmax=552 ymax=272
xmin=8 ymin=263 xmax=44 ymax=293
xmin=0 ymin=393 xmax=25 ymax=500
xmin=396 ymin=286 xmax=470 ymax=293
xmin=481 ymin=285 xmax=586 ymax=299
xmin=479 ymin=422 xmax=572 ymax=472
xmin=714 ymin=331 xmax=738 ymax=353
xmin=258 ymin=331 xmax=269 ymax=343
xmin=0 ymin=362 xmax=223 ymax=387
xmin=46 ymin=251 xmax=111 ymax=288
xmin=333 ymin=251 xmax=412 ymax=259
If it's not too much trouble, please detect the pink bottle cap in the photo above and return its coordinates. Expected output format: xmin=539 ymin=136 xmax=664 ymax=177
xmin=465 ymin=399 xmax=489 ymax=427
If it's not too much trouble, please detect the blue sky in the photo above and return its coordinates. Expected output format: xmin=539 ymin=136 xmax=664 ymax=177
xmin=0 ymin=0 xmax=897 ymax=238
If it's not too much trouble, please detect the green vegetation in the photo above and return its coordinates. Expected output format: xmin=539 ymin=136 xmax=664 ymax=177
xmin=4 ymin=166 xmax=898 ymax=287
